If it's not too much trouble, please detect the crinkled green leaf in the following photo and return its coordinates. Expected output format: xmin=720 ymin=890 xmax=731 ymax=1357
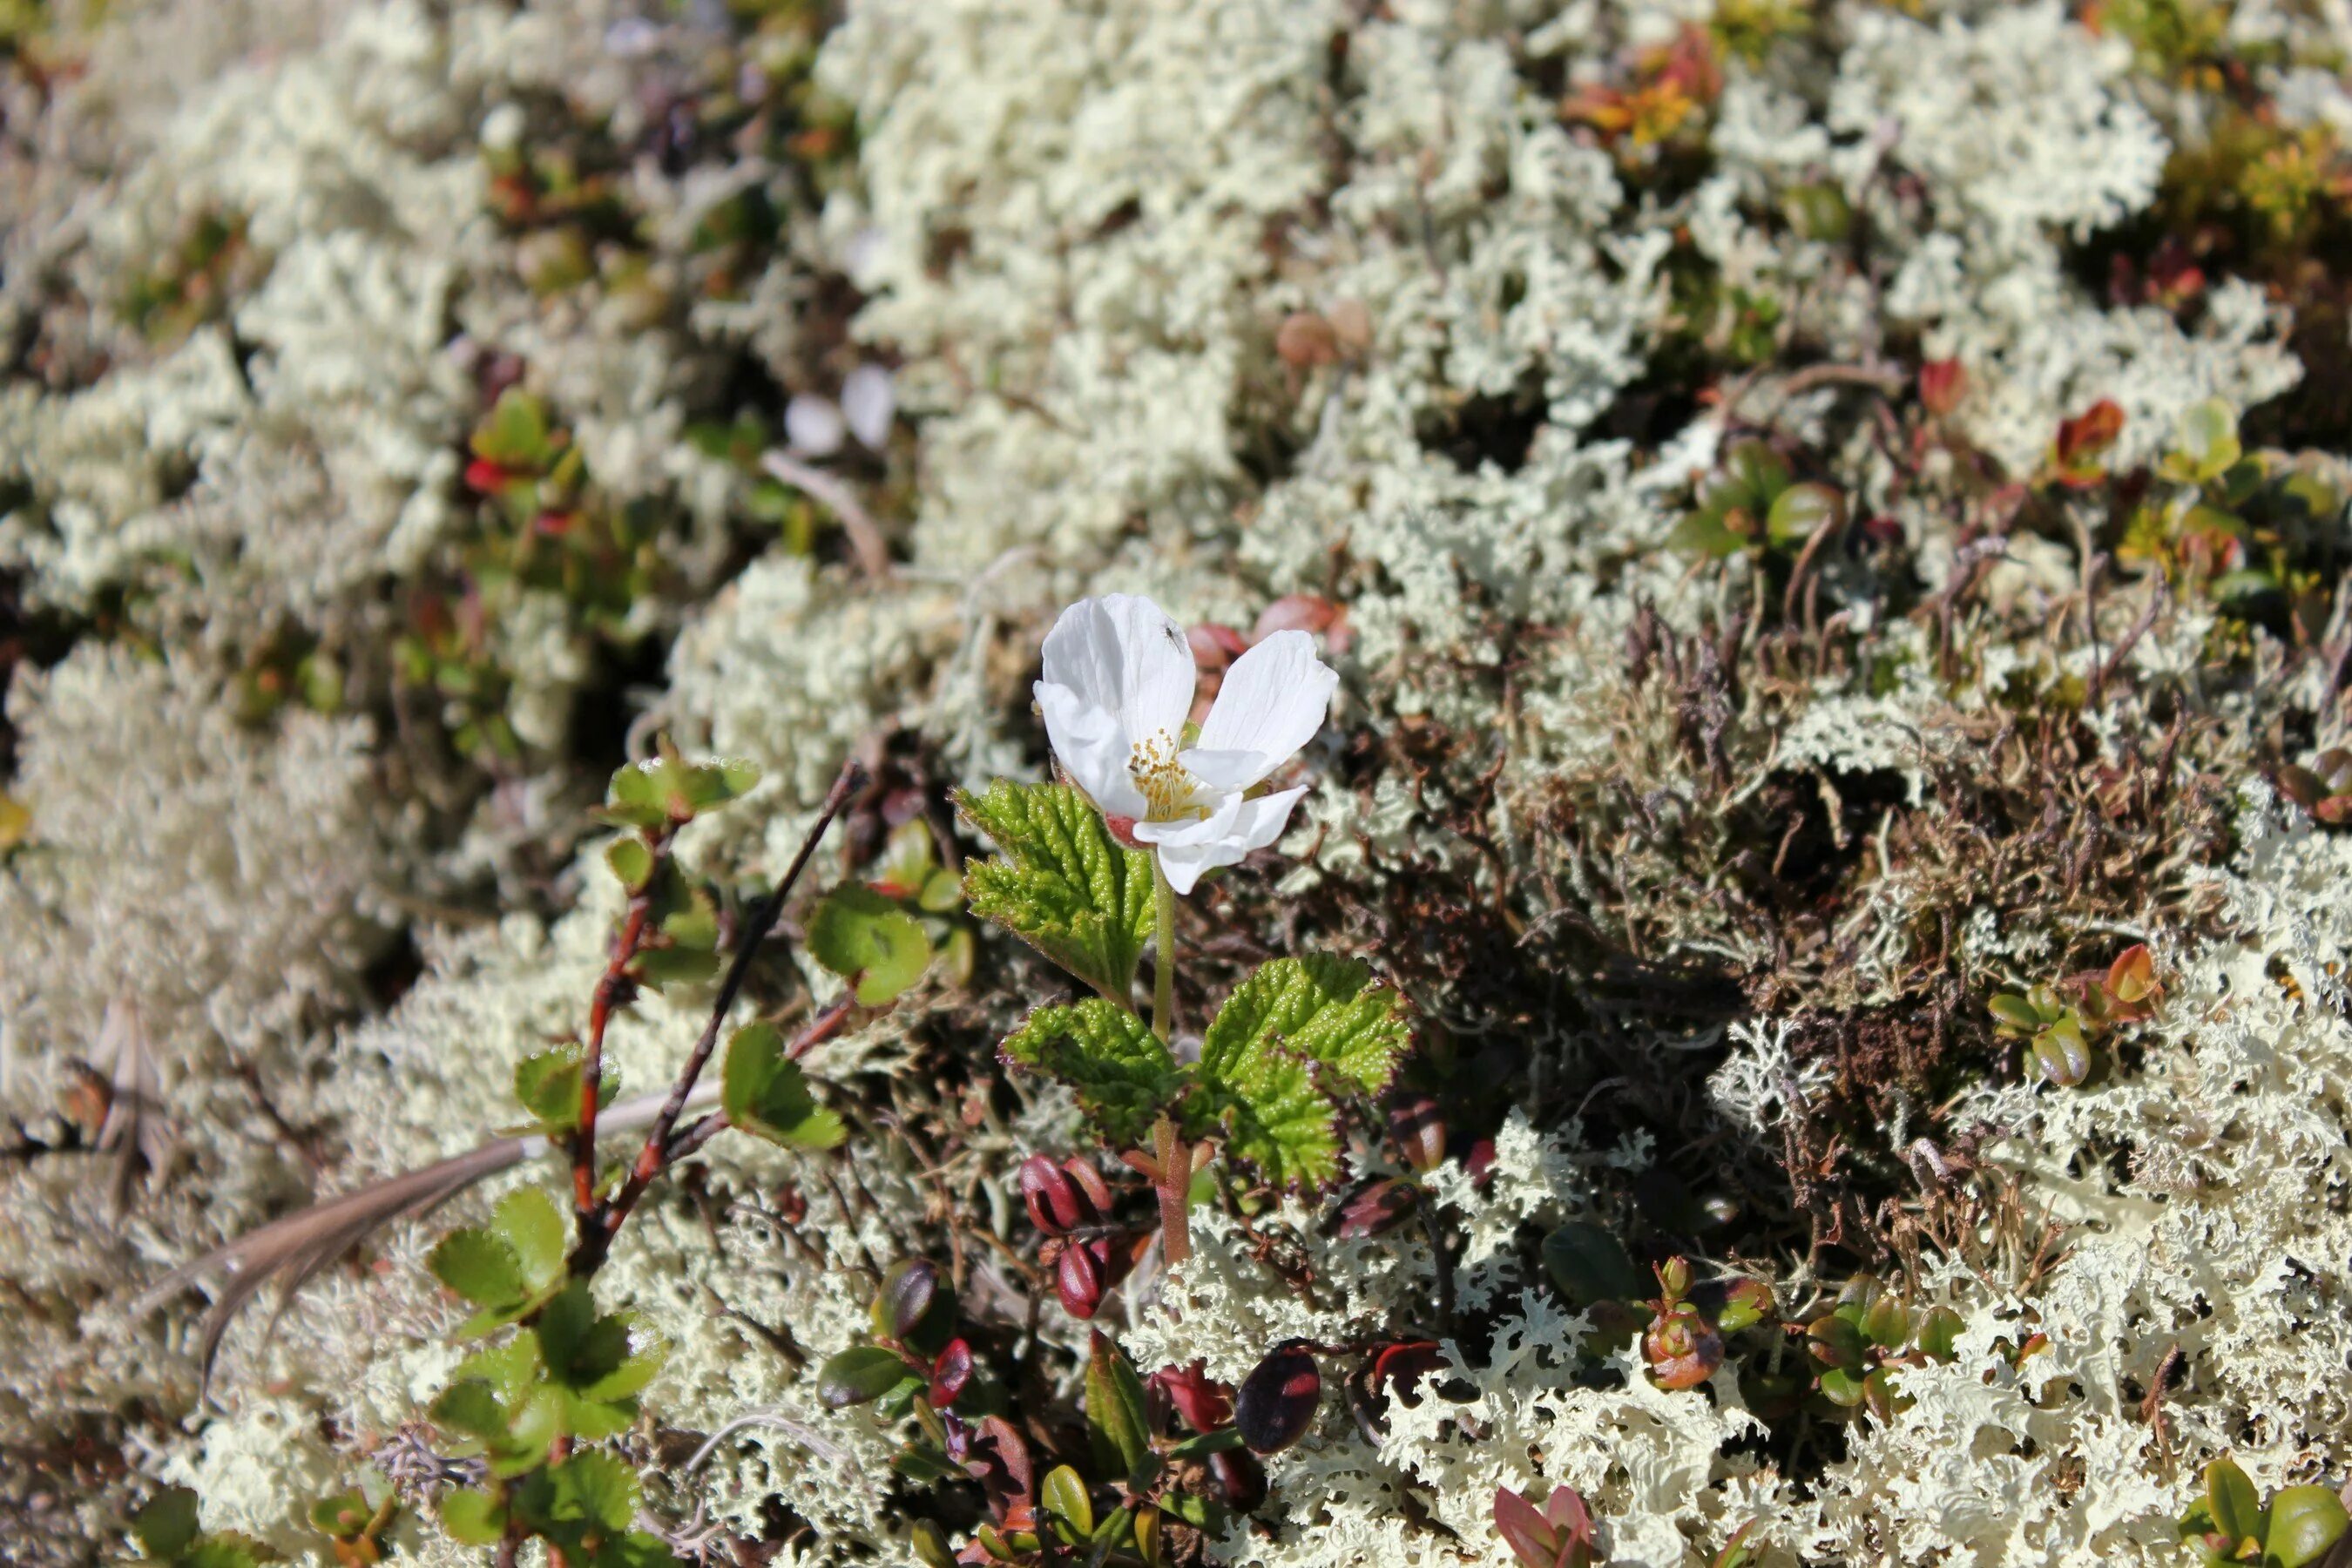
xmin=1200 ymin=955 xmax=1408 ymax=1098
xmin=1001 ymin=999 xmax=1185 ymax=1149
xmin=1193 ymin=957 xmax=1406 ymax=1189
xmin=722 ymin=1022 xmax=848 ymax=1151
xmin=1191 ymin=1035 xmax=1335 ymax=1188
xmin=808 ymin=884 xmax=932 ymax=1004
xmin=960 ymin=782 xmax=1155 ymax=1002
xmin=537 ymin=1282 xmax=628 ymax=1388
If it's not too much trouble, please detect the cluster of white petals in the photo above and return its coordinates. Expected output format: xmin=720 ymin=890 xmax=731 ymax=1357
xmin=1034 ymin=595 xmax=1336 ymax=895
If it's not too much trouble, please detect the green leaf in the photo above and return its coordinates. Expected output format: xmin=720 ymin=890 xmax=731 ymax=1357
xmin=454 ymin=1333 xmax=543 ymax=1402
xmin=438 ymin=1489 xmax=507 ymax=1546
xmin=1542 ymin=1220 xmax=1645 ymax=1308
xmin=818 ymin=1344 xmax=915 ymax=1409
xmin=960 ymin=782 xmax=1155 ymax=1003
xmin=605 ymin=835 xmax=654 ymax=892
xmin=1669 ymin=504 xmax=1746 ymax=558
xmin=1721 ymin=439 xmax=1791 ymax=510
xmin=603 ymin=756 xmax=762 ymax=830
xmin=429 ymin=1228 xmax=527 ymax=1312
xmin=1001 ymin=999 xmax=1186 ymax=1149
xmin=808 ymin=884 xmax=932 ymax=1004
xmin=1765 ymin=483 xmax=1842 ymax=550
xmin=1042 ymin=1465 xmax=1094 ymax=1538
xmin=1193 ymin=1039 xmax=1336 ymax=1189
xmin=2207 ymin=1458 xmax=2263 ymax=1546
xmin=1860 ymin=1294 xmax=1910 ymax=1350
xmin=473 ymin=388 xmax=550 ymax=468
xmin=489 ymin=1186 xmax=569 ymax=1294
xmin=179 ymin=1540 xmax=277 ymax=1568
xmin=632 ymin=945 xmax=720 ymax=989
xmin=1816 ymin=1364 xmax=1866 ymax=1408
xmin=514 ymin=1045 xmax=588 ymax=1134
xmin=2168 ymin=397 xmax=2243 ymax=484
xmin=1085 ymin=1333 xmax=1155 ymax=1484
xmin=134 ymin=1487 xmax=204 ymax=1560
xmin=2266 ymin=1485 xmax=2349 ymax=1568
xmin=1200 ymin=956 xmax=1409 ymax=1098
xmin=1192 ymin=956 xmax=1409 ymax=1188
xmin=308 ymin=1491 xmax=373 ymax=1541
xmin=429 ymin=1379 xmax=510 ymax=1444
xmin=721 ymin=1023 xmax=848 ymax=1151
xmin=518 ymin=1450 xmax=640 ymax=1538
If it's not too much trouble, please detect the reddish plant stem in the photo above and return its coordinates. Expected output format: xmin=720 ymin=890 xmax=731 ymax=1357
xmin=571 ymin=761 xmax=865 ymax=1277
xmin=571 ymin=825 xmax=673 ymax=1230
xmin=593 ymin=994 xmax=855 ymax=1254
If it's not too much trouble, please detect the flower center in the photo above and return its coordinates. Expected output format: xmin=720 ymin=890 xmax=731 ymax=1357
xmin=1128 ymin=732 xmax=1207 ymax=822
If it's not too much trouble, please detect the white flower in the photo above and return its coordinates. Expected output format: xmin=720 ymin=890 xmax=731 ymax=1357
xmin=1035 ymin=594 xmax=1337 ymax=896
xmin=841 ymin=363 xmax=896 ymax=450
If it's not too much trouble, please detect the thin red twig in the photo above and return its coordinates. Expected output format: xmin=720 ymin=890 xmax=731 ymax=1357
xmin=571 ymin=761 xmax=866 ymax=1275
xmin=571 ymin=824 xmax=672 ymax=1228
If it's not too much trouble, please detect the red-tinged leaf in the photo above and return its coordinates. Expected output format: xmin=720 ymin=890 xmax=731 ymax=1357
xmin=875 ymin=1258 xmax=939 ymax=1343
xmin=1020 ymin=1156 xmax=1085 ymax=1235
xmin=1058 ymin=1242 xmax=1105 ymax=1320
xmin=1493 ymin=1486 xmax=1561 ymax=1568
xmin=1251 ymin=594 xmax=1342 ymax=642
xmin=1210 ymin=1449 xmax=1268 ymax=1514
xmin=1369 ymin=1341 xmax=1443 ymax=1407
xmin=1386 ymin=1093 xmax=1446 ymax=1175
xmin=1336 ymin=1177 xmax=1419 ymax=1238
xmin=1919 ymin=358 xmax=1965 ymax=416
xmin=463 ymin=457 xmax=512 ymax=494
xmin=2105 ymin=943 xmax=2155 ymax=1000
xmin=1235 ymin=1343 xmax=1321 ymax=1455
xmin=1150 ymin=1362 xmax=1233 ymax=1435
xmin=2055 ymin=398 xmax=2125 ymax=468
xmin=1543 ymin=1484 xmax=1596 ymax=1545
xmin=929 ymin=1338 xmax=973 ymax=1409
xmin=1645 ymin=1304 xmax=1725 ymax=1389
xmin=1064 ymin=1157 xmax=1114 ymax=1215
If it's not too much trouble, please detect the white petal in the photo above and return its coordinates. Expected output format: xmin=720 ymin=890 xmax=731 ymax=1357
xmin=841 ymin=364 xmax=896 ymax=449
xmin=1177 ymin=748 xmax=1263 ymax=792
xmin=1134 ymin=787 xmax=1307 ymax=896
xmin=784 ymin=393 xmax=845 ymax=456
xmin=1041 ymin=595 xmax=1196 ymax=747
xmin=1193 ymin=631 xmax=1336 ymax=788
xmin=1037 ymin=681 xmax=1146 ymax=819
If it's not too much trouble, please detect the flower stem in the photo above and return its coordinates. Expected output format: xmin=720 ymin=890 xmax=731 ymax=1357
xmin=1151 ymin=854 xmax=1176 ymax=1041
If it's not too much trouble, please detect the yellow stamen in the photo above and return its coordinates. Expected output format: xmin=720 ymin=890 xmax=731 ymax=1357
xmin=1129 ymin=732 xmax=1207 ymax=822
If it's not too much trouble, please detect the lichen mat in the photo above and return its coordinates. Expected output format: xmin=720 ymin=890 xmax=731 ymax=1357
xmin=3 ymin=1 xmax=2352 ymax=1565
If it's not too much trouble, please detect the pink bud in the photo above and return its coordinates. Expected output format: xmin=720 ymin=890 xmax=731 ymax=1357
xmin=1189 ymin=623 xmax=1249 ymax=669
xmin=1252 ymin=594 xmax=1340 ymax=641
